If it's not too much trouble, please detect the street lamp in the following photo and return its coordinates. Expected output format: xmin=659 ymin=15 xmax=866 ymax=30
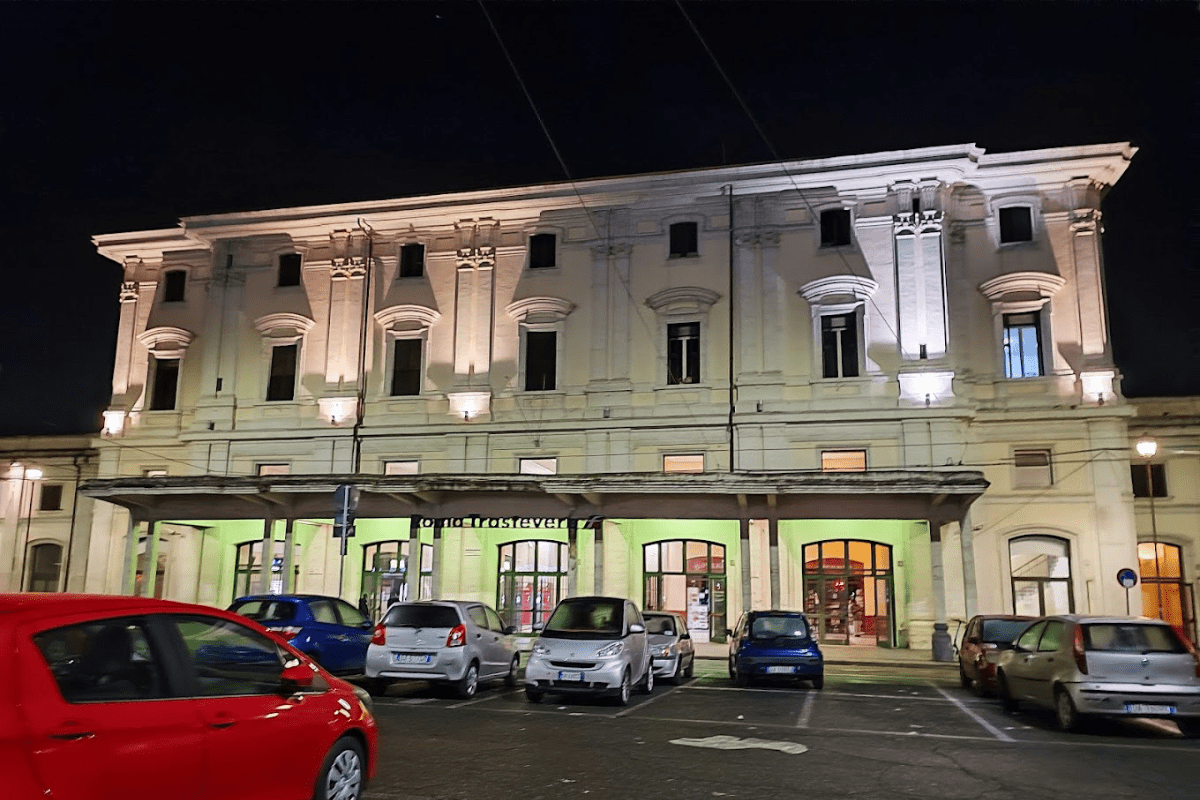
xmin=1136 ymin=436 xmax=1164 ymax=621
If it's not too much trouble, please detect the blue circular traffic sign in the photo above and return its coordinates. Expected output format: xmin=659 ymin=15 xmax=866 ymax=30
xmin=1117 ymin=568 xmax=1138 ymax=589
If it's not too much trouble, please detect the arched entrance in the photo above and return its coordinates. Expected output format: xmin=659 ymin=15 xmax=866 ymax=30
xmin=802 ymin=540 xmax=894 ymax=647
xmin=643 ymin=540 xmax=727 ymax=642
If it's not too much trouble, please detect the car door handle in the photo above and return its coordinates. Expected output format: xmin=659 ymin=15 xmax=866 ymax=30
xmin=209 ymin=720 xmax=236 ymax=730
xmin=49 ymin=729 xmax=95 ymax=741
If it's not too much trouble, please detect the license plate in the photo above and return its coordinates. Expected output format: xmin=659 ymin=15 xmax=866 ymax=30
xmin=766 ymin=666 xmax=796 ymax=674
xmin=1125 ymin=703 xmax=1175 ymax=715
xmin=394 ymin=653 xmax=432 ymax=665
xmin=557 ymin=671 xmax=585 ymax=682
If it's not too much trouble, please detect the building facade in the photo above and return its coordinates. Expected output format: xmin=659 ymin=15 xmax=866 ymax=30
xmin=21 ymin=140 xmax=1183 ymax=654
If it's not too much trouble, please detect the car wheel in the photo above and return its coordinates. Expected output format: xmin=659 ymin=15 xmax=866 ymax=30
xmin=728 ymin=657 xmax=736 ymax=680
xmin=958 ymin=662 xmax=971 ymax=690
xmin=314 ymin=735 xmax=365 ymax=800
xmin=732 ymin=660 xmax=748 ymax=688
xmin=1054 ymin=687 xmax=1081 ymax=732
xmin=613 ymin=668 xmax=632 ymax=706
xmin=640 ymin=663 xmax=654 ymax=694
xmin=456 ymin=662 xmax=479 ymax=699
xmin=810 ymin=674 xmax=824 ymax=690
xmin=505 ymin=655 xmax=520 ymax=688
xmin=668 ymin=657 xmax=684 ymax=686
xmin=683 ymin=656 xmax=694 ymax=680
xmin=524 ymin=687 xmax=543 ymax=704
xmin=997 ymin=672 xmax=1018 ymax=713
xmin=1175 ymin=718 xmax=1200 ymax=737
xmin=365 ymin=678 xmax=392 ymax=697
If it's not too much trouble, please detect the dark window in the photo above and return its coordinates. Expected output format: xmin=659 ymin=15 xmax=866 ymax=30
xmin=467 ymin=605 xmax=489 ymax=629
xmin=278 ymin=253 xmax=302 ymax=287
xmin=391 ymin=338 xmax=423 ymax=396
xmin=229 ymin=598 xmax=297 ymax=623
xmin=39 ymin=484 xmax=63 ymax=512
xmin=33 ymin=617 xmax=168 ymax=702
xmin=1083 ymin=623 xmax=1186 ymax=654
xmin=999 ymin=207 xmax=1034 ymax=243
xmin=667 ymin=322 xmax=700 ymax=385
xmin=525 ymin=330 xmax=557 ymax=391
xmin=399 ymin=243 xmax=425 ymax=278
xmin=163 ymin=270 xmax=186 ymax=302
xmin=27 ymin=542 xmax=62 ymax=591
xmin=669 ymin=222 xmax=698 ymax=257
xmin=172 ymin=615 xmax=285 ymax=697
xmin=1003 ymin=312 xmax=1043 ymax=378
xmin=1131 ymin=463 xmax=1168 ymax=498
xmin=382 ymin=604 xmax=461 ymax=628
xmin=820 ymin=314 xmax=859 ymax=378
xmin=980 ymin=619 xmax=1033 ymax=645
xmin=529 ymin=233 xmax=556 ymax=269
xmin=149 ymin=357 xmax=180 ymax=411
xmin=266 ymin=344 xmax=298 ymax=401
xmin=497 ymin=541 xmax=568 ymax=633
xmin=334 ymin=599 xmax=368 ymax=627
xmin=820 ymin=209 xmax=852 ymax=247
xmin=309 ymin=599 xmax=338 ymax=624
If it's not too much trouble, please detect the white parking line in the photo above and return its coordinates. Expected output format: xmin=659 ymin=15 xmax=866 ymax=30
xmin=448 ymin=689 xmax=523 ymax=709
xmin=934 ymin=686 xmax=1014 ymax=742
xmin=796 ymin=692 xmax=816 ymax=728
xmin=615 ymin=679 xmax=695 ymax=718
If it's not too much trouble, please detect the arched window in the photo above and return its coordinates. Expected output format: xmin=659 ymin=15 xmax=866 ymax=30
xmin=27 ymin=543 xmax=62 ymax=592
xmin=1139 ymin=542 xmax=1196 ymax=644
xmin=497 ymin=540 xmax=568 ymax=633
xmin=1009 ymin=535 xmax=1074 ymax=616
xmin=234 ymin=540 xmax=300 ymax=599
xmin=361 ymin=540 xmax=434 ymax=620
xmin=643 ymin=540 xmax=727 ymax=642
xmin=802 ymin=540 xmax=893 ymax=647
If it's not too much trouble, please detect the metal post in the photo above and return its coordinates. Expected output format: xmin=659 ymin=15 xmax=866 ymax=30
xmin=1147 ymin=461 xmax=1164 ymax=620
xmin=566 ymin=519 xmax=578 ymax=597
xmin=594 ymin=522 xmax=605 ymax=596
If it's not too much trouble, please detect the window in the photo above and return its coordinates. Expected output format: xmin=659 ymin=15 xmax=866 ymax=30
xmin=391 ymin=338 xmax=423 ymax=396
xmin=1013 ymin=449 xmax=1053 ymax=488
xmin=398 ymin=243 xmax=425 ymax=278
xmin=1010 ymin=535 xmax=1074 ymax=616
xmin=484 ymin=606 xmax=507 ymax=632
xmin=309 ymin=599 xmax=338 ymax=624
xmin=1138 ymin=542 xmax=1195 ymax=643
xmin=383 ymin=460 xmax=419 ymax=475
xmin=820 ymin=209 xmax=852 ymax=247
xmin=1038 ymin=620 xmax=1064 ymax=651
xmin=172 ymin=615 xmax=285 ymax=697
xmin=278 ymin=253 xmax=302 ymax=287
xmin=467 ymin=605 xmax=489 ymax=629
xmin=524 ymin=330 xmax=557 ymax=391
xmin=643 ymin=540 xmax=728 ymax=640
xmin=420 ymin=543 xmax=434 ymax=600
xmin=1015 ymin=621 xmax=1046 ymax=652
xmin=529 ymin=233 xmax=556 ymax=269
xmin=163 ymin=270 xmax=186 ymax=302
xmin=39 ymin=484 xmax=64 ymax=512
xmin=148 ymin=356 xmax=180 ymax=411
xmin=256 ymin=463 xmax=290 ymax=476
xmin=335 ymin=599 xmax=368 ymax=627
xmin=519 ymin=458 xmax=557 ymax=475
xmin=233 ymin=537 xmax=298 ymax=596
xmin=1131 ymin=463 xmax=1167 ymax=497
xmin=33 ymin=617 xmax=168 ymax=702
xmin=667 ymin=322 xmax=700 ymax=385
xmin=266 ymin=343 xmax=298 ymax=401
xmin=820 ymin=313 xmax=859 ymax=378
xmin=669 ymin=222 xmax=698 ymax=257
xmin=497 ymin=540 xmax=569 ymax=633
xmin=821 ymin=450 xmax=867 ymax=472
xmin=663 ymin=454 xmax=704 ymax=473
xmin=27 ymin=542 xmax=62 ymax=591
xmin=1002 ymin=312 xmax=1043 ymax=378
xmin=143 ymin=468 xmax=168 ymax=477
xmin=999 ymin=206 xmax=1033 ymax=243
xmin=361 ymin=540 xmax=414 ymax=619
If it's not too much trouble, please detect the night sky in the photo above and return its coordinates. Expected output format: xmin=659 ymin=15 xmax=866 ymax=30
xmin=1 ymin=2 xmax=1194 ymax=437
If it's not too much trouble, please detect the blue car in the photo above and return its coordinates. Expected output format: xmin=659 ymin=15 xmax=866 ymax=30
xmin=727 ymin=610 xmax=824 ymax=689
xmin=228 ymin=594 xmax=374 ymax=675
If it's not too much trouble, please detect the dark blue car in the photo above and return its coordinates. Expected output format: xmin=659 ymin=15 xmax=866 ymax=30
xmin=228 ymin=594 xmax=374 ymax=675
xmin=727 ymin=610 xmax=824 ymax=689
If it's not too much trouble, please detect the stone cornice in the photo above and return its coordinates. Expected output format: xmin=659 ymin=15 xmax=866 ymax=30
xmin=253 ymin=312 xmax=316 ymax=335
xmin=374 ymin=304 xmax=441 ymax=330
xmin=505 ymin=296 xmax=575 ymax=323
xmin=978 ymin=272 xmax=1066 ymax=303
xmin=645 ymin=286 xmax=722 ymax=316
xmin=798 ymin=275 xmax=879 ymax=304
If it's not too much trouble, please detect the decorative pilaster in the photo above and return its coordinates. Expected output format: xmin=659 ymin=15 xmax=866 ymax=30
xmin=892 ymin=181 xmax=948 ymax=362
xmin=452 ymin=222 xmax=499 ymax=387
xmin=325 ymin=228 xmax=371 ymax=387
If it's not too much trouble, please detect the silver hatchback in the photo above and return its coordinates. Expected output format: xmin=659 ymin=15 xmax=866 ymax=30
xmin=994 ymin=615 xmax=1200 ymax=733
xmin=364 ymin=600 xmax=519 ymax=698
xmin=644 ymin=611 xmax=695 ymax=684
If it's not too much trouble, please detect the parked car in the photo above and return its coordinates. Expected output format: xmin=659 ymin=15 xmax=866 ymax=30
xmin=644 ymin=611 xmax=695 ymax=684
xmin=1 ymin=593 xmax=376 ymax=800
xmin=524 ymin=596 xmax=653 ymax=705
xmin=229 ymin=593 xmax=375 ymax=676
xmin=957 ymin=614 xmax=1034 ymax=693
xmin=728 ymin=610 xmax=824 ymax=689
xmin=364 ymin=600 xmax=519 ymax=698
xmin=994 ymin=614 xmax=1200 ymax=733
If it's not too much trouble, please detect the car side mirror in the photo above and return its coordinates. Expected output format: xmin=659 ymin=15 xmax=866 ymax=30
xmin=680 ymin=632 xmax=690 ymax=640
xmin=532 ymin=622 xmax=544 ymax=632
xmin=279 ymin=662 xmax=314 ymax=691
xmin=359 ymin=620 xmax=374 ymax=630
xmin=725 ymin=629 xmax=733 ymax=638
xmin=967 ymin=636 xmax=981 ymax=645
xmin=629 ymin=623 xmax=646 ymax=634
xmin=503 ymin=625 xmax=516 ymax=635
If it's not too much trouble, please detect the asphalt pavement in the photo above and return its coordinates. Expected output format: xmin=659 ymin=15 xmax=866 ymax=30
xmin=359 ymin=660 xmax=1200 ymax=799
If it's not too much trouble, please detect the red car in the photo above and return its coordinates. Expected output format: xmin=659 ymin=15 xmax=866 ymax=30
xmin=957 ymin=614 xmax=1034 ymax=694
xmin=0 ymin=594 xmax=377 ymax=800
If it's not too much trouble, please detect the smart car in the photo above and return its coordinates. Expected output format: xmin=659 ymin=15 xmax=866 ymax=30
xmin=728 ymin=610 xmax=824 ymax=689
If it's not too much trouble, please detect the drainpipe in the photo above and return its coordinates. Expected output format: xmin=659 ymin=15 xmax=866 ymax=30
xmin=351 ymin=222 xmax=375 ymax=474
xmin=726 ymin=184 xmax=736 ymax=473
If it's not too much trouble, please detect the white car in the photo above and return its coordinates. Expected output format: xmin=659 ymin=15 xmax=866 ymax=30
xmin=365 ymin=600 xmax=519 ymax=699
xmin=524 ymin=596 xmax=653 ymax=705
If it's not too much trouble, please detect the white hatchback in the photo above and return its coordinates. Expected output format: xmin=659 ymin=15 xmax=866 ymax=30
xmin=364 ymin=600 xmax=519 ymax=699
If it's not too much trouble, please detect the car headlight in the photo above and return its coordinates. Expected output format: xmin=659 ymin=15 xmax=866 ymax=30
xmin=658 ymin=645 xmax=677 ymax=658
xmin=532 ymin=642 xmax=551 ymax=656
xmin=596 ymin=641 xmax=624 ymax=658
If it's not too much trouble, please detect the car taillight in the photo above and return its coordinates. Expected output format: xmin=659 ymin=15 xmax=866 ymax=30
xmin=1072 ymin=625 xmax=1088 ymax=675
xmin=371 ymin=624 xmax=387 ymax=646
xmin=446 ymin=624 xmax=466 ymax=647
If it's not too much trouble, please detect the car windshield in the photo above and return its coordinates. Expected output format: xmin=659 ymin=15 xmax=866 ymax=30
xmin=981 ymin=619 xmax=1031 ymax=644
xmin=1083 ymin=623 xmax=1187 ymax=654
xmin=382 ymin=604 xmax=460 ymax=628
xmin=229 ymin=599 xmax=296 ymax=623
xmin=644 ymin=615 xmax=676 ymax=635
xmin=750 ymin=614 xmax=809 ymax=640
xmin=543 ymin=599 xmax=623 ymax=638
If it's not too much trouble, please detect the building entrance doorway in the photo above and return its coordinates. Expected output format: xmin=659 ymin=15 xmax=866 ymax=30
xmin=644 ymin=540 xmax=727 ymax=643
xmin=802 ymin=540 xmax=893 ymax=647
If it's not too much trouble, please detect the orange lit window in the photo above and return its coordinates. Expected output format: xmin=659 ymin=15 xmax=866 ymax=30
xmin=821 ymin=450 xmax=866 ymax=472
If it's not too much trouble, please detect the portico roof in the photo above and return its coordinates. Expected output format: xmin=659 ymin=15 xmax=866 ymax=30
xmin=80 ymin=469 xmax=988 ymax=525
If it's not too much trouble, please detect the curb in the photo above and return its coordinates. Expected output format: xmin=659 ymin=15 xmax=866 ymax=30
xmin=695 ymin=655 xmax=956 ymax=669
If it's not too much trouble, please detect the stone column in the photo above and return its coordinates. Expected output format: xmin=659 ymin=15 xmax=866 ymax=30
xmin=928 ymin=518 xmax=953 ymax=662
xmin=768 ymin=512 xmax=781 ymax=610
xmin=594 ymin=522 xmax=605 ymax=596
xmin=257 ymin=517 xmax=275 ymax=594
xmin=325 ymin=261 xmax=367 ymax=388
xmin=893 ymin=184 xmax=947 ymax=362
xmin=566 ymin=519 xmax=578 ymax=597
xmin=121 ymin=515 xmax=141 ymax=595
xmin=431 ymin=520 xmax=444 ymax=599
xmin=740 ymin=517 xmax=752 ymax=615
xmin=959 ymin=508 xmax=978 ymax=620
xmin=1070 ymin=203 xmax=1109 ymax=363
xmin=406 ymin=516 xmax=422 ymax=602
xmin=451 ymin=223 xmax=497 ymax=387
xmin=281 ymin=518 xmax=296 ymax=595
